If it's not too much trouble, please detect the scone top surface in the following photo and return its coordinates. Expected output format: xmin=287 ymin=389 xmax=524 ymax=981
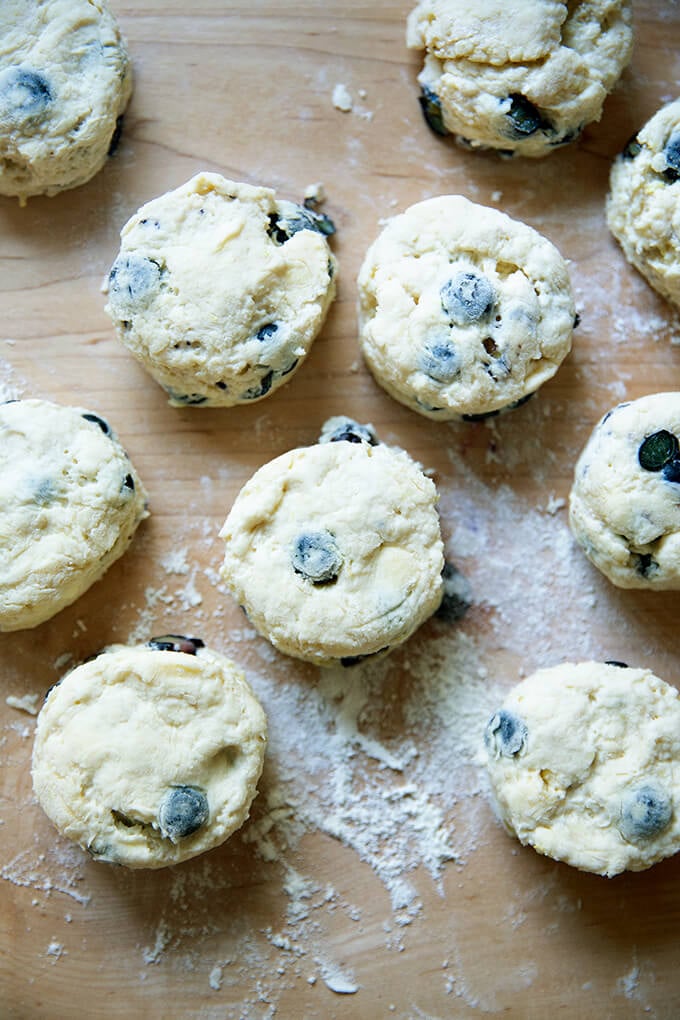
xmin=484 ymin=662 xmax=680 ymax=876
xmin=569 ymin=392 xmax=680 ymax=589
xmin=607 ymin=98 xmax=680 ymax=309
xmin=0 ymin=0 xmax=132 ymax=200
xmin=219 ymin=437 xmax=444 ymax=665
xmin=407 ymin=0 xmax=633 ymax=156
xmin=32 ymin=640 xmax=267 ymax=869
xmin=0 ymin=399 xmax=148 ymax=631
xmin=358 ymin=195 xmax=574 ymax=420
xmin=104 ymin=172 xmax=337 ymax=407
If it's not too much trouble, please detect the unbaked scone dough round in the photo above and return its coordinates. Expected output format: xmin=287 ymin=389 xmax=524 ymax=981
xmin=569 ymin=393 xmax=680 ymax=589
xmin=607 ymin=98 xmax=680 ymax=309
xmin=484 ymin=661 xmax=680 ymax=876
xmin=219 ymin=435 xmax=444 ymax=666
xmin=0 ymin=0 xmax=132 ymax=202
xmin=407 ymin=0 xmax=633 ymax=157
xmin=32 ymin=638 xmax=267 ymax=868
xmin=0 ymin=399 xmax=148 ymax=631
xmin=104 ymin=172 xmax=337 ymax=407
xmin=357 ymin=195 xmax=575 ymax=420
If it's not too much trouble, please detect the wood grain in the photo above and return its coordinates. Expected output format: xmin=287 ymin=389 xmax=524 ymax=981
xmin=2 ymin=3 xmax=680 ymax=1018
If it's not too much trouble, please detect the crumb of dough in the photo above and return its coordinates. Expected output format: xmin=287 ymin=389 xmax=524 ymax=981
xmin=332 ymin=83 xmax=353 ymax=112
xmin=6 ymin=693 xmax=40 ymax=716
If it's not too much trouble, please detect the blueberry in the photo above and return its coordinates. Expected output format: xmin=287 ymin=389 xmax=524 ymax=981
xmin=82 ymin=412 xmax=111 ymax=436
xmin=241 ymin=370 xmax=274 ymax=401
xmin=605 ymin=660 xmax=629 ymax=668
xmin=107 ymin=114 xmax=124 ymax=156
xmin=638 ymin=430 xmax=679 ymax=471
xmin=462 ymin=409 xmax=500 ymax=422
xmin=662 ymin=133 xmax=680 ymax=183
xmin=441 ymin=272 xmax=495 ymax=325
xmin=505 ymin=94 xmax=551 ymax=138
xmin=635 ymin=552 xmax=658 ymax=578
xmin=123 ymin=473 xmax=135 ymax=491
xmin=322 ymin=419 xmax=378 ymax=445
xmin=165 ymin=388 xmax=208 ymax=405
xmin=109 ymin=254 xmax=161 ymax=306
xmin=0 ymin=67 xmax=53 ymax=120
xmin=484 ymin=709 xmax=528 ymax=758
xmin=256 ymin=323 xmax=279 ymax=342
xmin=619 ymin=783 xmax=672 ymax=842
xmin=418 ymin=85 xmax=448 ymax=137
xmin=435 ymin=562 xmax=472 ymax=623
xmin=340 ymin=646 xmax=389 ymax=667
xmin=662 ymin=458 xmax=680 ymax=483
xmin=622 ymin=133 xmax=642 ymax=160
xmin=147 ymin=634 xmax=205 ymax=654
xmin=292 ymin=530 xmax=342 ymax=584
xmin=420 ymin=341 xmax=459 ymax=383
xmin=158 ymin=785 xmax=209 ymax=841
xmin=267 ymin=204 xmax=336 ymax=244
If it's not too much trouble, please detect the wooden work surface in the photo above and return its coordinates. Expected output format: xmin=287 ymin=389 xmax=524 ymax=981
xmin=2 ymin=3 xmax=680 ymax=1017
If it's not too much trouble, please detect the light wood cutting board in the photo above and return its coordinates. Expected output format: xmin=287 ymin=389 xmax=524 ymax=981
xmin=2 ymin=3 xmax=680 ymax=1018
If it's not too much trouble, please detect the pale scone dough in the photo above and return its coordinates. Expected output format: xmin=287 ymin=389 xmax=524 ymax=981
xmin=104 ymin=172 xmax=337 ymax=407
xmin=484 ymin=662 xmax=680 ymax=876
xmin=219 ymin=435 xmax=444 ymax=666
xmin=32 ymin=638 xmax=267 ymax=869
xmin=569 ymin=393 xmax=680 ymax=589
xmin=0 ymin=0 xmax=132 ymax=203
xmin=357 ymin=195 xmax=575 ymax=421
xmin=607 ymin=99 xmax=680 ymax=309
xmin=0 ymin=399 xmax=148 ymax=631
xmin=407 ymin=0 xmax=633 ymax=157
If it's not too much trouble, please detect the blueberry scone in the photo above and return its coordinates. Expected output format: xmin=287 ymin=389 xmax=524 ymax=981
xmin=104 ymin=172 xmax=337 ymax=407
xmin=0 ymin=0 xmax=132 ymax=203
xmin=569 ymin=393 xmax=680 ymax=589
xmin=219 ymin=431 xmax=444 ymax=666
xmin=357 ymin=195 xmax=575 ymax=421
xmin=0 ymin=399 xmax=148 ymax=631
xmin=607 ymin=99 xmax=680 ymax=309
xmin=407 ymin=0 xmax=633 ymax=157
xmin=32 ymin=638 xmax=267 ymax=868
xmin=484 ymin=661 xmax=680 ymax=876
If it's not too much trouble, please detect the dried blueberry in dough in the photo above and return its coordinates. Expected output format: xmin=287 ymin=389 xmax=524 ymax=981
xmin=318 ymin=416 xmax=378 ymax=446
xmin=159 ymin=786 xmax=210 ymax=841
xmin=0 ymin=399 xmax=148 ymax=632
xmin=505 ymin=93 xmax=551 ymax=140
xmin=147 ymin=634 xmax=205 ymax=654
xmin=358 ymin=195 xmax=574 ymax=421
xmin=31 ymin=642 xmax=267 ymax=869
xmin=292 ymin=531 xmax=343 ymax=584
xmin=108 ymin=254 xmax=162 ymax=309
xmin=0 ymin=0 xmax=132 ymax=202
xmin=441 ymin=272 xmax=494 ymax=325
xmin=418 ymin=84 xmax=448 ymax=137
xmin=608 ymin=99 xmax=680 ymax=310
xmin=638 ymin=430 xmax=678 ymax=472
xmin=104 ymin=173 xmax=337 ymax=407
xmin=619 ymin=784 xmax=673 ymax=844
xmin=0 ymin=68 xmax=53 ymax=122
xmin=407 ymin=0 xmax=632 ymax=158
xmin=220 ymin=438 xmax=444 ymax=667
xmin=484 ymin=662 xmax=680 ymax=876
xmin=570 ymin=393 xmax=680 ymax=589
xmin=484 ymin=710 xmax=528 ymax=758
